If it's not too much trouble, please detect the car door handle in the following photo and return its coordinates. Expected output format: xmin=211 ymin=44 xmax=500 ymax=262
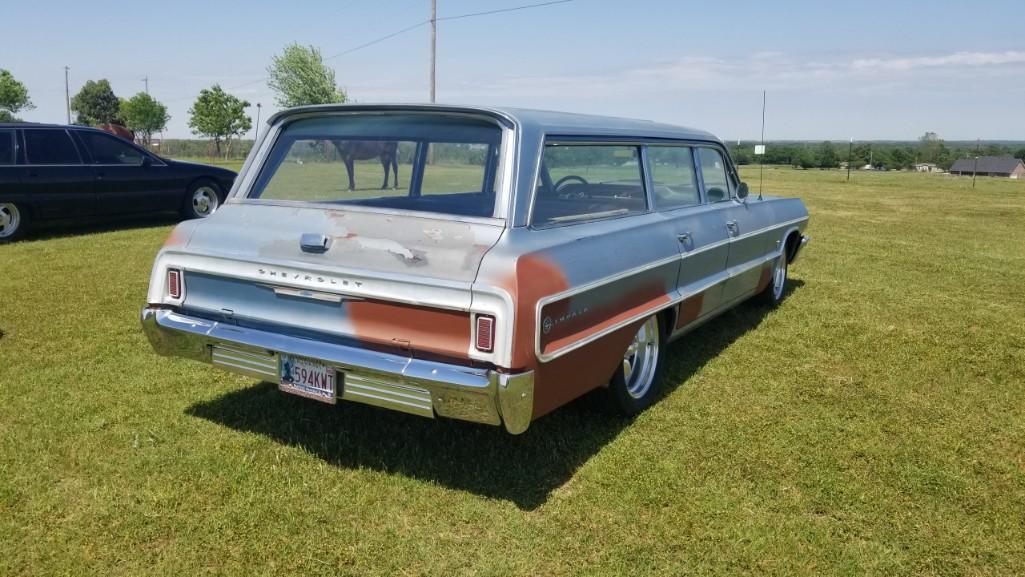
xmin=677 ymin=232 xmax=691 ymax=243
xmin=300 ymin=233 xmax=332 ymax=254
xmin=725 ymin=220 xmax=739 ymax=235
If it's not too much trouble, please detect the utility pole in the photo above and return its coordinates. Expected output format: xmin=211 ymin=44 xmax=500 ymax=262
xmin=430 ymin=0 xmax=437 ymax=103
xmin=64 ymin=66 xmax=71 ymax=124
xmin=972 ymin=138 xmax=980 ymax=189
xmin=847 ymin=138 xmax=853 ymax=182
xmin=142 ymin=76 xmax=149 ymax=95
xmin=758 ymin=90 xmax=765 ymax=200
xmin=254 ymin=103 xmax=262 ymax=143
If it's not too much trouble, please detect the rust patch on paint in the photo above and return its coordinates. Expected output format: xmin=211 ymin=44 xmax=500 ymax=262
xmin=531 ymin=320 xmax=644 ymax=418
xmin=492 ymin=253 xmax=571 ymax=369
xmin=163 ymin=225 xmax=189 ymax=248
xmin=755 ymin=262 xmax=773 ymax=294
xmin=676 ymin=293 xmax=705 ymax=330
xmin=348 ymin=300 xmax=471 ymax=359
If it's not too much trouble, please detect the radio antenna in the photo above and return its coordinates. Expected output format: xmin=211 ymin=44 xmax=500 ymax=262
xmin=759 ymin=90 xmax=766 ymax=200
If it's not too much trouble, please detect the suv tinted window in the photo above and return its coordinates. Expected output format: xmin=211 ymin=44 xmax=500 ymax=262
xmin=649 ymin=146 xmax=699 ymax=209
xmin=79 ymin=131 xmax=145 ymax=165
xmin=24 ymin=129 xmax=81 ymax=165
xmin=0 ymin=130 xmax=14 ymax=165
xmin=698 ymin=147 xmax=731 ymax=202
xmin=533 ymin=144 xmax=646 ymax=227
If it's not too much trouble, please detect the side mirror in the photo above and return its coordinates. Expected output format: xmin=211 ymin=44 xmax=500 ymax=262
xmin=737 ymin=182 xmax=749 ymax=200
xmin=140 ymin=155 xmax=152 ymax=168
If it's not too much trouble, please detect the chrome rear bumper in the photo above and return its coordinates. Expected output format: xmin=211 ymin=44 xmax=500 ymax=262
xmin=141 ymin=307 xmax=534 ymax=434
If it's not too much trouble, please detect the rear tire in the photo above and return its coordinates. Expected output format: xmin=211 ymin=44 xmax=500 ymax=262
xmin=758 ymin=251 xmax=788 ymax=306
xmin=606 ymin=315 xmax=666 ymax=415
xmin=0 ymin=203 xmax=29 ymax=243
xmin=182 ymin=179 xmax=222 ymax=219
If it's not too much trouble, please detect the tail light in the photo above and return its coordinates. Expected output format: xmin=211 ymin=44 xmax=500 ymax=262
xmin=475 ymin=315 xmax=495 ymax=353
xmin=167 ymin=269 xmax=182 ymax=299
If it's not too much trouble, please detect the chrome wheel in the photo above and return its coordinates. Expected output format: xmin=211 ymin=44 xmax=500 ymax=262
xmin=623 ymin=316 xmax=661 ymax=399
xmin=0 ymin=203 xmax=21 ymax=239
xmin=191 ymin=186 xmax=220 ymax=217
xmin=772 ymin=254 xmax=788 ymax=301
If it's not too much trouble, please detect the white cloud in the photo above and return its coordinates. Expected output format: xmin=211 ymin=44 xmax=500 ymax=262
xmin=851 ymin=50 xmax=1025 ymax=71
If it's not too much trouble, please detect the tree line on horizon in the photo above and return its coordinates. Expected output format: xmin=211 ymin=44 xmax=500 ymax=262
xmin=728 ymin=134 xmax=1025 ymax=172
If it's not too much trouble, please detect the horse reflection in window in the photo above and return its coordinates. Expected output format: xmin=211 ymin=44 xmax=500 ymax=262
xmin=331 ymin=141 xmax=399 ymax=191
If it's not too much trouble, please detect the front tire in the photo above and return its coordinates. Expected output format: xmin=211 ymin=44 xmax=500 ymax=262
xmin=606 ymin=315 xmax=666 ymax=415
xmin=182 ymin=180 xmax=222 ymax=219
xmin=0 ymin=203 xmax=29 ymax=242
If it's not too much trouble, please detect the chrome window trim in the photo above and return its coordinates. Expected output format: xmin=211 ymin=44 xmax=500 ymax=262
xmin=238 ymin=198 xmax=506 ymax=226
xmin=532 ymin=216 xmax=808 ymax=362
xmin=234 ymin=109 xmax=515 ymax=222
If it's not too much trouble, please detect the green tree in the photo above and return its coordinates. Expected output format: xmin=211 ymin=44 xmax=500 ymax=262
xmin=1014 ymin=148 xmax=1025 ymax=162
xmin=71 ymin=79 xmax=121 ymax=125
xmin=0 ymin=69 xmax=34 ymax=122
xmin=791 ymin=147 xmax=816 ymax=169
xmin=918 ymin=131 xmax=945 ymax=163
xmin=120 ymin=92 xmax=169 ymax=145
xmin=817 ymin=141 xmax=838 ymax=169
xmin=889 ymin=146 xmax=914 ymax=170
xmin=267 ymin=43 xmax=347 ymax=107
xmin=188 ymin=85 xmax=252 ymax=158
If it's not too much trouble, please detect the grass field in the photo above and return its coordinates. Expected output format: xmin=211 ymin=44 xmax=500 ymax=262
xmin=1 ymin=167 xmax=1024 ymax=576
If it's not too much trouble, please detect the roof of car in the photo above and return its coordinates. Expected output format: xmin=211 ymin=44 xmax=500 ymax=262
xmin=268 ymin=104 xmax=720 ymax=143
xmin=0 ymin=122 xmax=108 ymax=132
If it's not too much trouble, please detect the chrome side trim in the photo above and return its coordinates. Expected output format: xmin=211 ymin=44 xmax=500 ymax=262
xmin=534 ymin=248 xmax=783 ymax=362
xmin=141 ymin=307 xmax=535 ymax=434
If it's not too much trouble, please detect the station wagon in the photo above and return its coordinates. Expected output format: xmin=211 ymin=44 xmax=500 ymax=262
xmin=141 ymin=104 xmax=809 ymax=434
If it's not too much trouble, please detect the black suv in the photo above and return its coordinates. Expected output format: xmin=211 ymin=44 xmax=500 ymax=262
xmin=0 ymin=123 xmax=237 ymax=241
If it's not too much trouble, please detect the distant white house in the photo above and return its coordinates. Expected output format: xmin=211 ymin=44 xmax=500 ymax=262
xmin=914 ymin=163 xmax=942 ymax=173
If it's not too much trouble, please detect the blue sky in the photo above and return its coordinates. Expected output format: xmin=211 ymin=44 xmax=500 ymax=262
xmin=4 ymin=0 xmax=1024 ymax=140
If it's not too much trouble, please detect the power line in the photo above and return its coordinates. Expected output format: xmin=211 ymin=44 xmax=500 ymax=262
xmin=437 ymin=0 xmax=572 ymax=22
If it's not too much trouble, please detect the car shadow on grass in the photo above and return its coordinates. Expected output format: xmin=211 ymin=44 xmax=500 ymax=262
xmin=24 ymin=213 xmax=181 ymax=242
xmin=186 ymin=280 xmax=804 ymax=510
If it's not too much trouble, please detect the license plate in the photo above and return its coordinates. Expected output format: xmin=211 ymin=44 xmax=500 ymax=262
xmin=279 ymin=355 xmax=337 ymax=404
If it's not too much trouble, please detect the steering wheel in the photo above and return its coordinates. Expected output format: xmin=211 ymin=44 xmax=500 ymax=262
xmin=554 ymin=175 xmax=589 ymax=197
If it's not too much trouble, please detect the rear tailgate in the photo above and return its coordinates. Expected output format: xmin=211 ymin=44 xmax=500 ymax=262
xmin=162 ymin=203 xmax=504 ymax=359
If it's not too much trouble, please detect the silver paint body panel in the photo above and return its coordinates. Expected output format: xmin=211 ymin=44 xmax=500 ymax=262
xmin=142 ymin=104 xmax=809 ymax=433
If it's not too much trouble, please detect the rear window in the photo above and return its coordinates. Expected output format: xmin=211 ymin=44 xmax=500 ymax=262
xmin=249 ymin=114 xmax=503 ymax=218
xmin=24 ymin=129 xmax=81 ymax=165
xmin=532 ymin=144 xmax=647 ymax=228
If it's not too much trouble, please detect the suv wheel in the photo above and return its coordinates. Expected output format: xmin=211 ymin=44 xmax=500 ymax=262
xmin=183 ymin=180 xmax=222 ymax=219
xmin=0 ymin=203 xmax=28 ymax=242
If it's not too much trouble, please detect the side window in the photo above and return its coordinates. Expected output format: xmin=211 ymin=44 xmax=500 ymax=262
xmin=532 ymin=144 xmax=646 ymax=227
xmin=698 ymin=147 xmax=731 ymax=202
xmin=0 ymin=130 xmax=15 ymax=165
xmin=648 ymin=146 xmax=699 ymax=210
xmin=23 ymin=129 xmax=81 ymax=165
xmin=78 ymin=131 xmax=145 ymax=165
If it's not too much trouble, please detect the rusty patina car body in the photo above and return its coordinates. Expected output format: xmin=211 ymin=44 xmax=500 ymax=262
xmin=141 ymin=104 xmax=809 ymax=434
